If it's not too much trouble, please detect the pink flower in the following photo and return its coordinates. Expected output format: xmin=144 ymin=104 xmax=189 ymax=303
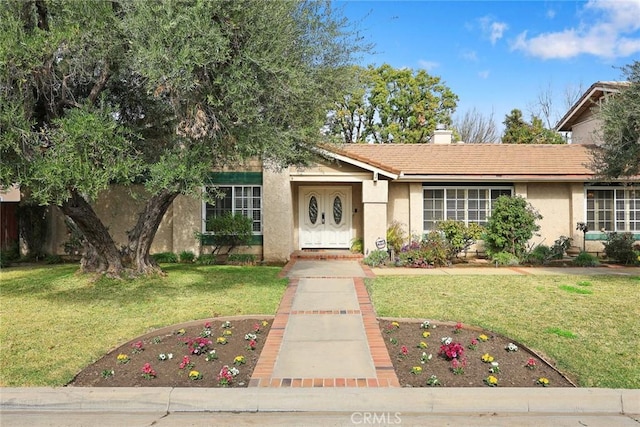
xmin=401 ymin=346 xmax=409 ymax=356
xmin=204 ymin=321 xmax=211 ymax=329
xmin=179 ymin=355 xmax=191 ymax=369
xmin=141 ymin=363 xmax=156 ymax=378
xmin=471 ymin=339 xmax=478 ymax=346
xmin=248 ymin=339 xmax=257 ymax=350
xmin=253 ymin=323 xmax=260 ymax=332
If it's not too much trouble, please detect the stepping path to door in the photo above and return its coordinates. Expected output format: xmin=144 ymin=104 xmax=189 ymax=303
xmin=249 ymin=259 xmax=400 ymax=387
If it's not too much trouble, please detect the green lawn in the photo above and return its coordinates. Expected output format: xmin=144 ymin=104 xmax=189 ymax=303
xmin=367 ymin=274 xmax=640 ymax=388
xmin=0 ymin=264 xmax=287 ymax=386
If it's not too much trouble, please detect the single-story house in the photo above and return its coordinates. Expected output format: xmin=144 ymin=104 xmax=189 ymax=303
xmin=35 ymin=81 xmax=639 ymax=261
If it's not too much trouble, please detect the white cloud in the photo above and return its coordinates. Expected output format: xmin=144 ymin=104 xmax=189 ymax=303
xmin=478 ymin=70 xmax=490 ymax=79
xmin=460 ymin=49 xmax=478 ymax=62
xmin=479 ymin=16 xmax=509 ymax=44
xmin=418 ymin=60 xmax=439 ymax=71
xmin=511 ymin=0 xmax=640 ymax=59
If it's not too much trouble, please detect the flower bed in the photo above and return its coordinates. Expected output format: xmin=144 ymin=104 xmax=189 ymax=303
xmin=380 ymin=319 xmax=575 ymax=387
xmin=68 ymin=317 xmax=271 ymax=387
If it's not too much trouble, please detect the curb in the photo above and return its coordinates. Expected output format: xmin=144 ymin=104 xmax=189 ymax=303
xmin=2 ymin=387 xmax=639 ymax=415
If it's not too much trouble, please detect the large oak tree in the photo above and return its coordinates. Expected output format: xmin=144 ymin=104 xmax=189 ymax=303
xmin=0 ymin=0 xmax=364 ymax=276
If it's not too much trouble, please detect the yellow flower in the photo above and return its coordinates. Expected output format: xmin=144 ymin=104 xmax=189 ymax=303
xmin=481 ymin=353 xmax=494 ymax=363
xmin=418 ymin=341 xmax=428 ymax=349
xmin=223 ymin=330 xmax=232 ymax=336
xmin=234 ymin=355 xmax=246 ymax=365
xmin=411 ymin=366 xmax=422 ymax=374
xmin=117 ymin=354 xmax=129 ymax=363
xmin=216 ymin=337 xmax=227 ymax=344
xmin=537 ymin=377 xmax=550 ymax=386
xmin=478 ymin=334 xmax=488 ymax=342
xmin=262 ymin=320 xmax=269 ymax=327
xmin=422 ymin=331 xmax=431 ymax=338
xmin=189 ymin=370 xmax=201 ymax=380
xmin=391 ymin=321 xmax=400 ymax=328
xmin=486 ymin=375 xmax=498 ymax=386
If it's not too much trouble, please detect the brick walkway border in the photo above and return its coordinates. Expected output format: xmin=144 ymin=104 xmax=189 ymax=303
xmin=250 ymin=260 xmax=399 ymax=387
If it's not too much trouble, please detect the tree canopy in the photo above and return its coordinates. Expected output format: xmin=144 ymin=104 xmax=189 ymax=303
xmin=326 ymin=64 xmax=458 ymax=143
xmin=590 ymin=61 xmax=640 ymax=180
xmin=501 ymin=109 xmax=565 ymax=144
xmin=0 ymin=0 xmax=365 ymax=276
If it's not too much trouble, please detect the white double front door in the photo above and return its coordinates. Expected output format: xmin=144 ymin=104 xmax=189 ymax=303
xmin=299 ymin=186 xmax=351 ymax=248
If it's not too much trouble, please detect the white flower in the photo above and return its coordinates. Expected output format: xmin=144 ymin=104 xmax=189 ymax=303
xmin=245 ymin=333 xmax=257 ymax=340
xmin=158 ymin=353 xmax=167 ymax=360
xmin=441 ymin=337 xmax=452 ymax=345
xmin=167 ymin=353 xmax=173 ymax=360
xmin=506 ymin=343 xmax=518 ymax=352
xmin=229 ymin=367 xmax=239 ymax=376
xmin=421 ymin=320 xmax=430 ymax=329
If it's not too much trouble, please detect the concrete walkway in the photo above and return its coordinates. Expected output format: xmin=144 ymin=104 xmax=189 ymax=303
xmin=1 ymin=260 xmax=639 ymax=426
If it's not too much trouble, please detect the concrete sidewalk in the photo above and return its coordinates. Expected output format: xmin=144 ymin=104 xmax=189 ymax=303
xmin=1 ymin=260 xmax=639 ymax=426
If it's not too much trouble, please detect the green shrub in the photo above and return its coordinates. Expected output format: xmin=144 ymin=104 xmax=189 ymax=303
xmin=200 ymin=213 xmax=253 ymax=254
xmin=572 ymin=251 xmax=599 ymax=267
xmin=350 ymin=237 xmax=363 ymax=254
xmin=436 ymin=220 xmax=484 ymax=260
xmin=179 ymin=250 xmax=196 ymax=263
xmin=398 ymin=231 xmax=449 ymax=268
xmin=363 ymin=250 xmax=389 ymax=267
xmin=44 ymin=254 xmax=63 ymax=264
xmin=526 ymin=244 xmax=552 ymax=265
xmin=491 ymin=251 xmax=520 ymax=266
xmin=603 ymin=232 xmax=637 ymax=264
xmin=484 ymin=195 xmax=542 ymax=259
xmin=196 ymin=254 xmax=217 ymax=265
xmin=227 ymin=253 xmax=256 ymax=265
xmin=386 ymin=221 xmax=406 ymax=254
xmin=551 ymin=236 xmax=572 ymax=259
xmin=151 ymin=252 xmax=178 ymax=263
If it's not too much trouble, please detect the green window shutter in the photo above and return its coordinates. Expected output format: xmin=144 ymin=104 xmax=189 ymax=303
xmin=207 ymin=172 xmax=262 ymax=185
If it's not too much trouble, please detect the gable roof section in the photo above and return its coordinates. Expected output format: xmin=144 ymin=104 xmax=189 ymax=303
xmin=556 ymin=81 xmax=629 ymax=132
xmin=328 ymin=143 xmax=595 ymax=181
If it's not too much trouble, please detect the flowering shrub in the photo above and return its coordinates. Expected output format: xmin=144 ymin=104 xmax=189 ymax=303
xmin=481 ymin=353 xmax=494 ymax=363
xmin=141 ymin=363 xmax=156 ymax=379
xmin=217 ymin=365 xmax=239 ymax=387
xmin=484 ymin=375 xmax=498 ymax=387
xmin=216 ymin=337 xmax=227 ymax=345
xmin=450 ymin=357 xmax=467 ymax=375
xmin=439 ymin=341 xmax=465 ymax=360
xmin=131 ymin=341 xmax=144 ymax=354
xmin=537 ymin=377 xmax=550 ymax=387
xmin=184 ymin=337 xmax=213 ymax=355
xmin=179 ymin=356 xmax=194 ymax=370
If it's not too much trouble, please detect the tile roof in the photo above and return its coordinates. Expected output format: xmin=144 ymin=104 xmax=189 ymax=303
xmin=329 ymin=143 xmax=596 ymax=180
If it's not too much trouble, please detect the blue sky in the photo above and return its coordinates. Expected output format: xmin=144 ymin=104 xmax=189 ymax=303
xmin=338 ymin=0 xmax=640 ymax=133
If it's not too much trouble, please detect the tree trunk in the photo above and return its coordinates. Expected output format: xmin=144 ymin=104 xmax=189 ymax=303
xmin=59 ymin=190 xmax=124 ymax=276
xmin=124 ymin=189 xmax=179 ymax=275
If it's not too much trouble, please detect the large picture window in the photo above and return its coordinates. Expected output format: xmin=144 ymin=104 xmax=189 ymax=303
xmin=586 ymin=186 xmax=639 ymax=232
xmin=204 ymin=185 xmax=262 ymax=234
xmin=423 ymin=186 xmax=512 ymax=231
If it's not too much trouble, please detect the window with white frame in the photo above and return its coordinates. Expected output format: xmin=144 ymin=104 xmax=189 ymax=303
xmin=586 ymin=186 xmax=639 ymax=232
xmin=204 ymin=185 xmax=262 ymax=234
xmin=423 ymin=186 xmax=512 ymax=231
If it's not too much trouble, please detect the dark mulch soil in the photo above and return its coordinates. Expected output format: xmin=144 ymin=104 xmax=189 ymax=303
xmin=69 ymin=317 xmax=576 ymax=388
xmin=68 ymin=317 xmax=272 ymax=388
xmin=379 ymin=319 xmax=576 ymax=388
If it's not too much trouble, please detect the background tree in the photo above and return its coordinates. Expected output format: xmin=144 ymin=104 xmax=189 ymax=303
xmin=326 ymin=64 xmax=458 ymax=143
xmin=590 ymin=61 xmax=640 ymax=179
xmin=0 ymin=0 xmax=364 ymax=276
xmin=501 ymin=109 xmax=564 ymax=144
xmin=484 ymin=195 xmax=542 ymax=259
xmin=452 ymin=107 xmax=499 ymax=143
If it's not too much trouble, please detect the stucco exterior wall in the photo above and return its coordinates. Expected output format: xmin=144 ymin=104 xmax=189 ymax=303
xmin=362 ymin=180 xmax=388 ymax=254
xmin=525 ymin=183 xmax=572 ymax=247
xmin=388 ymin=182 xmax=410 ymax=236
xmin=262 ymin=168 xmax=294 ymax=263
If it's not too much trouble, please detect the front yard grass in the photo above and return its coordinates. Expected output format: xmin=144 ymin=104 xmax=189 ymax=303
xmin=0 ymin=264 xmax=287 ymax=386
xmin=367 ymin=274 xmax=639 ymax=388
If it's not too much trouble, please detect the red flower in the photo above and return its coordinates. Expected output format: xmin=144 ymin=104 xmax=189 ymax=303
xmin=401 ymin=345 xmax=409 ymax=356
xmin=439 ymin=342 xmax=465 ymax=360
xmin=141 ymin=363 xmax=156 ymax=378
xmin=204 ymin=321 xmax=211 ymax=329
xmin=179 ymin=356 xmax=191 ymax=369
